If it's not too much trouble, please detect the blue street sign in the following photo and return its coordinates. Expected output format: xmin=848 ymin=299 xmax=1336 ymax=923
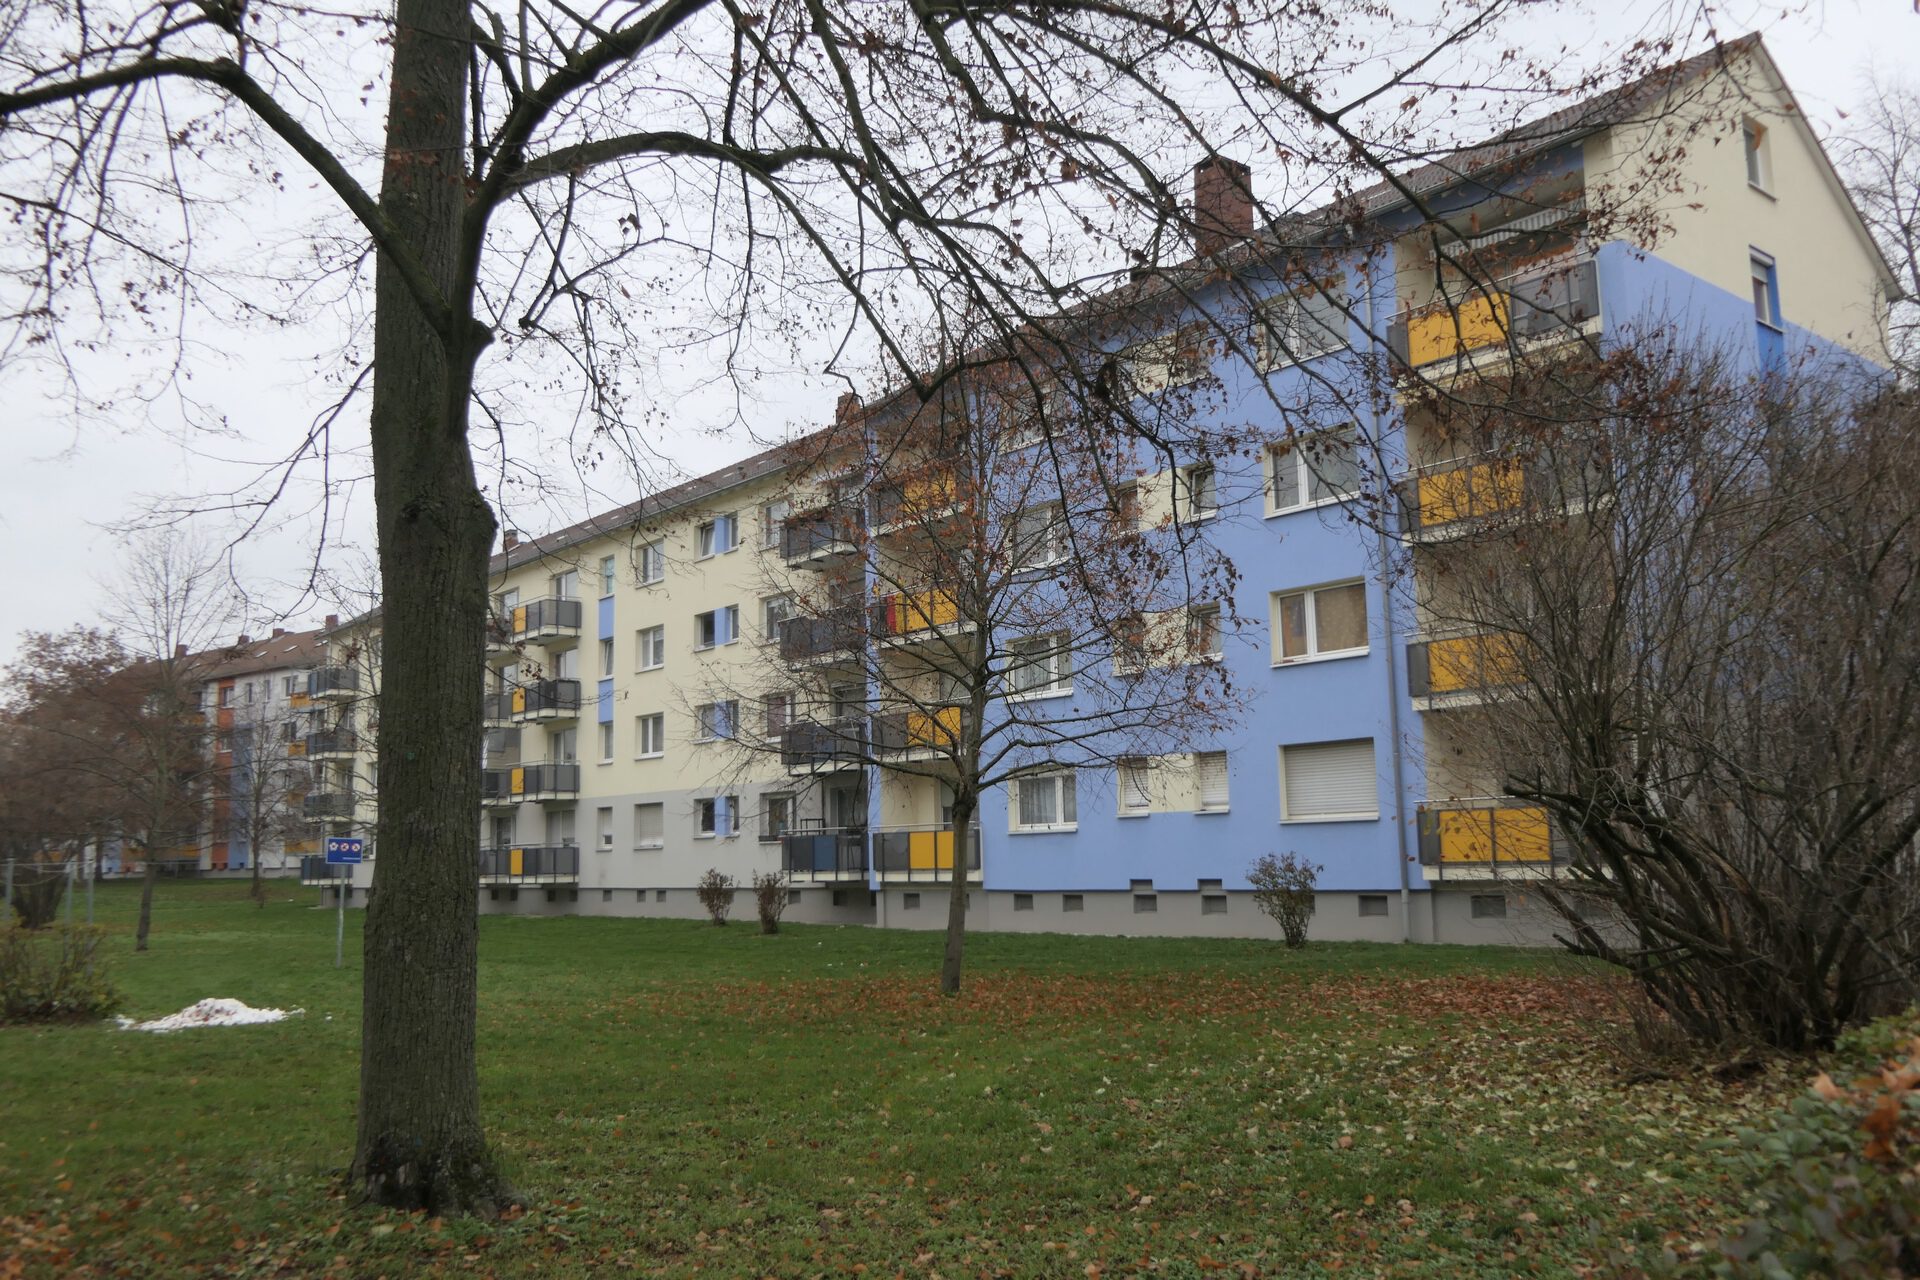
xmin=325 ymin=837 xmax=365 ymax=865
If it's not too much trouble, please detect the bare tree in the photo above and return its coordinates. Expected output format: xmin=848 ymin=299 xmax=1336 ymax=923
xmin=1402 ymin=347 xmax=1920 ymax=1052
xmin=223 ymin=690 xmax=316 ymax=903
xmin=0 ymin=0 xmax=1716 ymax=1213
xmin=1838 ymin=74 xmax=1920 ymax=374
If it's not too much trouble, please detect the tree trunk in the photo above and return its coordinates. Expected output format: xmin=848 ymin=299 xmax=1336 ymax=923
xmin=250 ymin=852 xmax=263 ymax=906
xmin=346 ymin=0 xmax=510 ymax=1216
xmin=939 ymin=796 xmax=974 ymax=996
xmin=135 ymin=856 xmax=156 ymax=952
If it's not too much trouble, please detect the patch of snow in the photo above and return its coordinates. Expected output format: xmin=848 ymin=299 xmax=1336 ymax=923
xmin=116 ymin=998 xmax=303 ymax=1033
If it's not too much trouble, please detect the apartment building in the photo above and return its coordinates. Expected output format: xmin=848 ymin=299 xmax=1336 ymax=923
xmin=307 ymin=35 xmax=1897 ymax=941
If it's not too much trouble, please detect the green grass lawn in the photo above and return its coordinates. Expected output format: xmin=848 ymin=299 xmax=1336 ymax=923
xmin=1 ymin=880 xmax=1796 ymax=1278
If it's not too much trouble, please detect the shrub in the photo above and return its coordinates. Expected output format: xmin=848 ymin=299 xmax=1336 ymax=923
xmin=0 ymin=921 xmax=119 ymax=1023
xmin=695 ymin=868 xmax=735 ymax=926
xmin=6 ymin=853 xmax=73 ymax=929
xmin=1247 ymin=852 xmax=1319 ymax=948
xmin=1713 ymin=1012 xmax=1920 ymax=1278
xmin=752 ymin=871 xmax=790 ymax=935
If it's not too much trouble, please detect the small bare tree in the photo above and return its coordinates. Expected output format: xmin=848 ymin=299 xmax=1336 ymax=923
xmin=1406 ymin=347 xmax=1920 ymax=1051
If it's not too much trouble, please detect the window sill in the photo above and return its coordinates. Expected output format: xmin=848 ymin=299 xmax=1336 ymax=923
xmin=597 ymin=757 xmax=614 ymax=766
xmin=634 ymin=751 xmax=663 ymax=761
xmin=1010 ymin=824 xmax=1079 ymax=835
xmin=1280 ymin=813 xmax=1379 ymax=825
xmin=1748 ymin=181 xmax=1777 ymax=201
xmin=635 ymin=841 xmax=664 ymax=852
xmin=1197 ymin=806 xmax=1230 ymax=815
xmin=1756 ymin=319 xmax=1785 ymax=334
xmin=1265 ymin=494 xmax=1353 ymax=520
xmin=1117 ymin=810 xmax=1151 ymax=819
xmin=1006 ymin=688 xmax=1072 ymax=704
xmin=637 ymin=665 xmax=664 ymax=674
xmin=1272 ymin=648 xmax=1369 ymax=668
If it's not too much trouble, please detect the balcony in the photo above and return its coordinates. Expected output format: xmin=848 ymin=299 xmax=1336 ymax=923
xmin=485 ymin=612 xmax=517 ymax=656
xmin=872 ymin=589 xmax=970 ymax=644
xmin=297 ymin=855 xmax=353 ymax=885
xmin=780 ymin=719 xmax=868 ymax=774
xmin=481 ymin=767 xmax=518 ymax=806
xmin=873 ymin=469 xmax=961 ymax=533
xmin=301 ymin=791 xmax=355 ymax=820
xmin=1417 ymin=799 xmax=1566 ymax=881
xmin=779 ymin=609 xmax=863 ymax=666
xmin=514 ymin=761 xmax=580 ymax=802
xmin=506 ymin=678 xmax=582 ymax=725
xmin=782 ymin=506 xmax=863 ymax=568
xmin=305 ymin=729 xmax=358 ymax=759
xmin=1406 ymin=633 xmax=1524 ymax=709
xmin=781 ymin=828 xmax=870 ymax=880
xmin=1388 ymin=256 xmax=1599 ymax=370
xmin=507 ymin=597 xmax=583 ymax=648
xmin=478 ymin=844 xmax=580 ymax=885
xmin=872 ymin=707 xmax=962 ymax=759
xmin=873 ymin=824 xmax=982 ymax=882
xmin=1399 ymin=452 xmax=1608 ymax=540
xmin=307 ymin=667 xmax=361 ymax=700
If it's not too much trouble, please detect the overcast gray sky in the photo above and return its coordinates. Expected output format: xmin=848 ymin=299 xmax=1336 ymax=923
xmin=1 ymin=0 xmax=1911 ymax=660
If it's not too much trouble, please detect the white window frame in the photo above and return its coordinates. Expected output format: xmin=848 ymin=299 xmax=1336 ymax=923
xmin=694 ymin=700 xmax=738 ymax=742
xmin=762 ymin=594 xmax=791 ymax=643
xmin=1011 ymin=771 xmax=1078 ymax=833
xmin=696 ymin=794 xmax=739 ymax=839
xmin=638 ymin=542 xmax=665 ymax=585
xmin=1271 ymin=580 xmax=1370 ymax=665
xmin=633 ymin=802 xmax=665 ymax=851
xmin=1007 ymin=632 xmax=1073 ymax=700
xmin=599 ymin=637 xmax=614 ymax=677
xmin=1179 ymin=463 xmax=1218 ymax=521
xmin=1742 ymin=118 xmax=1773 ymax=194
xmin=596 ymin=806 xmax=614 ymax=850
xmin=597 ymin=720 xmax=614 ymax=764
xmin=697 ymin=513 xmax=739 ymax=558
xmin=1117 ymin=758 xmax=1154 ymax=817
xmin=598 ymin=555 xmax=617 ymax=596
xmin=635 ymin=713 xmax=665 ymax=759
xmin=1267 ymin=427 xmax=1362 ymax=515
xmin=761 ymin=793 xmax=794 ymax=843
xmin=1188 ymin=604 xmax=1223 ymax=662
xmin=1012 ymin=502 xmax=1068 ymax=571
xmin=1256 ymin=280 xmax=1347 ymax=370
xmin=695 ymin=607 xmax=738 ymax=651
xmin=1194 ymin=750 xmax=1230 ymax=813
xmin=637 ymin=625 xmax=665 ymax=671
xmin=1279 ymin=739 xmax=1379 ymax=823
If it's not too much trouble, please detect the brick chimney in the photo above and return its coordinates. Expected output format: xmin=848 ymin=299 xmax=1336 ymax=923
xmin=237 ymin=634 xmax=251 ymax=646
xmin=174 ymin=643 xmax=188 ymax=658
xmin=271 ymin=627 xmax=285 ymax=638
xmin=324 ymin=614 xmax=339 ymax=629
xmin=834 ymin=392 xmax=862 ymax=424
xmin=502 ymin=529 xmax=521 ymax=551
xmin=1193 ymin=156 xmax=1254 ymax=258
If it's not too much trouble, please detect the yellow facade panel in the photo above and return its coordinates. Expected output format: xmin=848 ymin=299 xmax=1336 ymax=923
xmin=1407 ymin=292 xmax=1509 ymax=365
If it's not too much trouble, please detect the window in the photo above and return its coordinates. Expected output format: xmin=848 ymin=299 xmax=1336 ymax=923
xmin=633 ymin=802 xmax=664 ymax=850
xmin=694 ymin=606 xmax=738 ymax=650
xmin=550 ymin=726 xmax=578 ymax=762
xmin=551 ymin=570 xmax=579 ymax=600
xmin=1743 ymin=118 xmax=1772 ymax=192
xmin=218 ymin=686 xmax=232 ymax=708
xmin=1179 ymin=463 xmax=1218 ymax=520
xmin=761 ymin=499 xmax=790 ymax=548
xmin=695 ymin=700 xmax=738 ymax=741
xmin=1202 ymin=895 xmax=1228 ymax=915
xmin=635 ymin=713 xmax=664 ymax=758
xmin=764 ymin=692 xmax=792 ymax=737
xmin=1280 ymin=739 xmax=1378 ymax=822
xmin=1014 ymin=893 xmax=1034 ymax=911
xmin=1062 ymin=893 xmax=1084 ymax=912
xmin=903 ymin=892 xmax=921 ymax=910
xmin=1272 ymin=582 xmax=1368 ymax=663
xmin=599 ymin=637 xmax=614 ymax=677
xmin=1257 ymin=281 xmax=1347 ymax=369
xmin=1124 ymin=322 xmax=1210 ymax=394
xmin=697 ymin=514 xmax=739 ymax=557
xmin=1111 ymin=482 xmax=1142 ymax=533
xmin=762 ymin=794 xmax=794 ymax=842
xmin=1471 ymin=893 xmax=1508 ymax=920
xmin=597 ymin=721 xmax=614 ymax=762
xmin=1750 ymin=251 xmax=1781 ymax=329
xmin=1012 ymin=503 xmax=1067 ymax=570
xmin=244 ymin=682 xmax=255 ymax=704
xmin=1187 ymin=605 xmax=1222 ymax=661
xmin=1195 ymin=751 xmax=1230 ymax=812
xmin=596 ymin=806 xmax=613 ymax=850
xmin=283 ymin=675 xmax=300 ymax=696
xmin=1008 ymin=633 xmax=1072 ymax=698
xmin=1134 ymin=894 xmax=1158 ymax=914
xmin=636 ymin=626 xmax=665 ymax=670
xmin=1013 ymin=771 xmax=1077 ymax=831
xmin=599 ymin=555 xmax=616 ymax=596
xmin=696 ymin=795 xmax=738 ymax=838
xmin=1117 ymin=759 xmax=1153 ymax=815
xmin=762 ymin=595 xmax=791 ymax=642
xmin=1358 ymin=894 xmax=1389 ymax=918
xmin=1268 ymin=428 xmax=1361 ymax=513
xmin=1111 ymin=612 xmax=1147 ymax=674
xmin=638 ymin=542 xmax=665 ymax=585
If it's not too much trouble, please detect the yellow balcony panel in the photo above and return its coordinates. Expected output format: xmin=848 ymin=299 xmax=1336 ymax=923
xmin=510 ymin=766 xmax=525 ymax=796
xmin=1426 ymin=632 xmax=1523 ymax=695
xmin=1406 ymin=292 xmax=1509 ymax=366
xmin=906 ymin=829 xmax=957 ymax=871
xmin=907 ymin=706 xmax=962 ymax=750
xmin=1432 ymin=805 xmax=1553 ymax=864
xmin=510 ymin=847 xmax=525 ymax=877
xmin=1416 ymin=458 xmax=1524 ymax=529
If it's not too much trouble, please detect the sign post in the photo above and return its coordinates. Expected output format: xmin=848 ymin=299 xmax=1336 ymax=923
xmin=325 ymin=837 xmax=364 ymax=969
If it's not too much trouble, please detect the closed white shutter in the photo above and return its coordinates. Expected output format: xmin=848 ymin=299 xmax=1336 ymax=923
xmin=1282 ymin=740 xmax=1377 ymax=819
xmin=634 ymin=803 xmax=664 ymax=848
xmin=1119 ymin=761 xmax=1153 ymax=812
xmin=1196 ymin=752 xmax=1230 ymax=810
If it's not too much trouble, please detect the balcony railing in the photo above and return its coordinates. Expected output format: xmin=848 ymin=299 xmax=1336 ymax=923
xmin=872 ymin=707 xmax=962 ymax=756
xmin=872 ymin=589 xmax=964 ymax=640
xmin=873 ymin=469 xmax=961 ymax=530
xmin=304 ymin=729 xmax=358 ymax=758
xmin=301 ymin=791 xmax=355 ymax=819
xmin=1398 ymin=453 xmax=1607 ymax=537
xmin=873 ymin=824 xmax=982 ymax=881
xmin=501 ymin=678 xmax=582 ymax=723
xmin=779 ymin=609 xmax=863 ymax=664
xmin=307 ymin=667 xmax=361 ymax=699
xmin=1407 ymin=633 xmax=1524 ymax=702
xmin=507 ymin=597 xmax=583 ymax=644
xmin=782 ymin=506 xmax=863 ymax=567
xmin=478 ymin=844 xmax=580 ymax=883
xmin=1388 ymin=256 xmax=1599 ymax=369
xmin=1417 ymin=799 xmax=1565 ymax=872
xmin=780 ymin=719 xmax=868 ymax=772
xmin=781 ymin=829 xmax=870 ymax=878
xmin=297 ymin=855 xmax=353 ymax=884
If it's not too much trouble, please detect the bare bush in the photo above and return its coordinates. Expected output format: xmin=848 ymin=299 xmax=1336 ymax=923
xmin=752 ymin=872 xmax=791 ymax=936
xmin=1248 ymin=853 xmax=1320 ymax=948
xmin=696 ymin=869 xmax=736 ymax=927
